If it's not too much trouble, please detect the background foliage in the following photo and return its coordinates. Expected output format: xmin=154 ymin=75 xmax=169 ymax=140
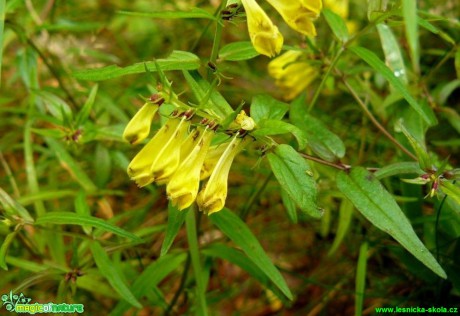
xmin=1 ymin=0 xmax=460 ymax=315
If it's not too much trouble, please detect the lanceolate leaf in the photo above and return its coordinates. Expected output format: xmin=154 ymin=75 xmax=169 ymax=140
xmin=117 ymin=8 xmax=216 ymax=20
xmin=397 ymin=123 xmax=432 ymax=171
xmin=323 ymin=8 xmax=349 ymax=42
xmin=219 ymin=41 xmax=259 ymax=61
xmin=35 ymin=212 xmax=141 ymax=241
xmin=160 ymin=204 xmax=188 ymax=256
xmin=209 ymin=209 xmax=293 ymax=300
xmin=375 ymin=162 xmax=424 ymax=179
xmin=336 ymin=167 xmax=446 ymax=278
xmin=90 ymin=242 xmax=142 ymax=308
xmin=267 ymin=144 xmax=321 ymax=218
xmin=440 ymin=182 xmax=460 ymax=206
xmin=350 ymin=46 xmax=436 ymax=125
xmin=110 ymin=253 xmax=187 ymax=315
xmin=74 ymin=51 xmax=201 ymax=81
xmin=377 ymin=24 xmax=408 ymax=84
xmin=202 ymin=243 xmax=289 ymax=304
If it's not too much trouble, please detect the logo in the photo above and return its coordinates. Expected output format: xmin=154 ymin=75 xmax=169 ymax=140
xmin=1 ymin=291 xmax=84 ymax=314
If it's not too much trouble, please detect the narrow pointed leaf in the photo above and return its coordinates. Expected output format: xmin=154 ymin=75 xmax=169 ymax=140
xmin=219 ymin=41 xmax=259 ymax=61
xmin=161 ymin=204 xmax=187 ymax=256
xmin=202 ymin=243 xmax=289 ymax=304
xmin=90 ymin=242 xmax=142 ymax=308
xmin=209 ymin=209 xmax=293 ymax=300
xmin=336 ymin=167 xmax=446 ymax=278
xmin=440 ymin=182 xmax=460 ymax=206
xmin=375 ymin=162 xmax=424 ymax=179
xmin=350 ymin=46 xmax=436 ymax=125
xmin=111 ymin=253 xmax=187 ymax=315
xmin=402 ymin=0 xmax=419 ymax=73
xmin=267 ymin=144 xmax=321 ymax=218
xmin=397 ymin=123 xmax=432 ymax=170
xmin=35 ymin=212 xmax=141 ymax=241
xmin=0 ymin=231 xmax=18 ymax=270
xmin=74 ymin=51 xmax=201 ymax=81
xmin=355 ymin=242 xmax=369 ymax=316
xmin=377 ymin=24 xmax=408 ymax=84
xmin=323 ymin=8 xmax=349 ymax=42
xmin=118 ymin=8 xmax=216 ymax=20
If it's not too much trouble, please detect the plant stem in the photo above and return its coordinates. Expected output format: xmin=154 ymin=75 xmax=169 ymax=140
xmin=164 ymin=254 xmax=191 ymax=316
xmin=342 ymin=78 xmax=418 ymax=161
xmin=185 ymin=209 xmax=208 ymax=316
xmin=308 ymin=47 xmax=344 ymax=112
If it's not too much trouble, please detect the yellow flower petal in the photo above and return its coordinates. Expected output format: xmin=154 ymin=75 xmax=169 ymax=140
xmin=127 ymin=115 xmax=189 ymax=187
xmin=266 ymin=0 xmax=321 ymax=36
xmin=200 ymin=143 xmax=228 ymax=181
xmin=123 ymin=102 xmax=159 ymax=145
xmin=150 ymin=116 xmax=190 ymax=184
xmin=197 ymin=136 xmax=251 ymax=215
xmin=167 ymin=127 xmax=214 ymax=210
xmin=235 ymin=110 xmax=256 ymax=131
xmin=268 ymin=50 xmax=318 ymax=100
xmin=241 ymin=0 xmax=284 ymax=57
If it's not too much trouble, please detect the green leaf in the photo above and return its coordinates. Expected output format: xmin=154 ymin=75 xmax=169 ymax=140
xmin=290 ymin=97 xmax=345 ymax=161
xmin=44 ymin=137 xmax=98 ymax=191
xmin=209 ymin=209 xmax=293 ymax=300
xmin=75 ymin=84 xmax=98 ymax=127
xmin=117 ymin=7 xmax=216 ymax=20
xmin=377 ymin=24 xmax=408 ymax=84
xmin=182 ymin=70 xmax=233 ymax=118
xmin=250 ymin=94 xmax=289 ymax=123
xmin=397 ymin=123 xmax=432 ymax=171
xmin=90 ymin=242 xmax=142 ymax=308
xmin=74 ymin=51 xmax=201 ymax=81
xmin=402 ymin=0 xmax=419 ymax=73
xmin=35 ymin=212 xmax=141 ymax=241
xmin=328 ymin=199 xmax=353 ymax=256
xmin=350 ymin=46 xmax=436 ymax=125
xmin=440 ymin=182 xmax=460 ymax=206
xmin=202 ymin=243 xmax=289 ymax=304
xmin=375 ymin=162 xmax=424 ymax=179
xmin=456 ymin=48 xmax=460 ymax=79
xmin=252 ymin=120 xmax=307 ymax=149
xmin=218 ymin=41 xmax=259 ymax=61
xmin=0 ymin=187 xmax=34 ymax=222
xmin=280 ymin=188 xmax=297 ymax=224
xmin=355 ymin=242 xmax=368 ymax=316
xmin=160 ymin=204 xmax=188 ymax=256
xmin=0 ymin=230 xmax=18 ymax=270
xmin=110 ymin=253 xmax=187 ymax=315
xmin=267 ymin=144 xmax=321 ymax=218
xmin=336 ymin=167 xmax=446 ymax=278
xmin=74 ymin=191 xmax=92 ymax=235
xmin=323 ymin=8 xmax=349 ymax=42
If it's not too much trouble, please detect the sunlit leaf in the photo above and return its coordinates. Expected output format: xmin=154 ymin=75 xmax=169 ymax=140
xmin=350 ymin=46 xmax=436 ymax=125
xmin=74 ymin=51 xmax=201 ymax=81
xmin=337 ymin=167 xmax=446 ymax=278
xmin=35 ymin=212 xmax=141 ymax=241
xmin=267 ymin=144 xmax=321 ymax=218
xmin=219 ymin=41 xmax=259 ymax=61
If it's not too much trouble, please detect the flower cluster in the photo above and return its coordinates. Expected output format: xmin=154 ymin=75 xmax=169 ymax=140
xmin=240 ymin=0 xmax=322 ymax=57
xmin=268 ymin=50 xmax=318 ymax=100
xmin=124 ymin=97 xmax=253 ymax=214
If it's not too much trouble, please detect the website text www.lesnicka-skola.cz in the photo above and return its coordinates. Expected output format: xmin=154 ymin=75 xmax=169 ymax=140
xmin=375 ymin=306 xmax=458 ymax=314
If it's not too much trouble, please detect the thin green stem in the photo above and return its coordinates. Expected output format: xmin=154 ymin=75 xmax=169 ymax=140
xmin=185 ymin=209 xmax=208 ymax=316
xmin=342 ymin=78 xmax=418 ymax=161
xmin=308 ymin=47 xmax=344 ymax=112
xmin=207 ymin=16 xmax=224 ymax=80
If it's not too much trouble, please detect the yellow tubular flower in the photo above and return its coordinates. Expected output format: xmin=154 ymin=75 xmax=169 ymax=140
xmin=268 ymin=50 xmax=318 ymax=100
xmin=200 ymin=143 xmax=227 ymax=180
xmin=127 ymin=116 xmax=188 ymax=187
xmin=123 ymin=102 xmax=159 ymax=145
xmin=150 ymin=116 xmax=190 ymax=185
xmin=167 ymin=127 xmax=214 ymax=210
xmin=265 ymin=0 xmax=322 ymax=36
xmin=197 ymin=136 xmax=251 ymax=215
xmin=241 ymin=0 xmax=283 ymax=57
